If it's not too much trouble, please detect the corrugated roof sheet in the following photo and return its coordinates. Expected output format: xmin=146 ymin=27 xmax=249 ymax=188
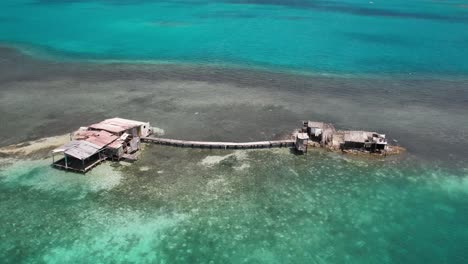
xmin=306 ymin=121 xmax=325 ymax=129
xmin=107 ymin=117 xmax=147 ymax=127
xmin=88 ymin=117 xmax=148 ymax=134
xmin=86 ymin=131 xmax=118 ymax=147
xmin=344 ymin=131 xmax=374 ymax=143
xmin=108 ymin=140 xmax=123 ymax=149
xmin=89 ymin=123 xmax=127 ymax=134
xmin=54 ymin=140 xmax=102 ymax=160
xmin=74 ymin=130 xmax=118 ymax=147
xmin=107 ymin=133 xmax=130 ymax=149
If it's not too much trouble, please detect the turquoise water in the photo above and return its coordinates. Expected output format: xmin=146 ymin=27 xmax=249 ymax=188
xmin=1 ymin=0 xmax=468 ymax=75
xmin=1 ymin=149 xmax=467 ymax=263
xmin=1 ymin=0 xmax=468 ymax=263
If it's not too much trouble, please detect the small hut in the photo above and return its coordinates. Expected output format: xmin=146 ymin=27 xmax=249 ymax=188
xmin=303 ymin=121 xmax=336 ymax=146
xmin=342 ymin=131 xmax=387 ymax=152
xmin=295 ymin=132 xmax=309 ymax=153
xmin=52 ymin=141 xmax=106 ymax=173
xmin=88 ymin=117 xmax=151 ymax=137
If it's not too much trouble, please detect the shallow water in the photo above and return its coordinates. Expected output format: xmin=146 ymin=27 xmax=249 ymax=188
xmin=1 ymin=0 xmax=468 ymax=263
xmin=0 ymin=46 xmax=467 ymax=264
xmin=1 ymin=147 xmax=467 ymax=263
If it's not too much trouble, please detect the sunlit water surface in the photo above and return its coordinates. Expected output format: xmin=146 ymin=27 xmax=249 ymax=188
xmin=1 ymin=0 xmax=468 ymax=263
xmin=1 ymin=148 xmax=467 ymax=263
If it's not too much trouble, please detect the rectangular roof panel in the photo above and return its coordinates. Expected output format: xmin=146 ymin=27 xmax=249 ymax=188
xmin=56 ymin=140 xmax=102 ymax=160
xmin=344 ymin=131 xmax=374 ymax=143
xmin=89 ymin=123 xmax=127 ymax=134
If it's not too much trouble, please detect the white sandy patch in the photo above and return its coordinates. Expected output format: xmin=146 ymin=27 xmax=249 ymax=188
xmin=119 ymin=161 xmax=133 ymax=167
xmin=288 ymin=168 xmax=299 ymax=177
xmin=200 ymin=150 xmax=248 ymax=168
xmin=200 ymin=155 xmax=227 ymax=167
xmin=0 ymin=134 xmax=70 ymax=156
xmin=233 ymin=150 xmax=248 ymax=160
xmin=234 ymin=163 xmax=251 ymax=171
xmin=139 ymin=166 xmax=150 ymax=172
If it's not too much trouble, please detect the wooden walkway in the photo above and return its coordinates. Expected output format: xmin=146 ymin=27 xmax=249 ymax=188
xmin=141 ymin=137 xmax=295 ymax=149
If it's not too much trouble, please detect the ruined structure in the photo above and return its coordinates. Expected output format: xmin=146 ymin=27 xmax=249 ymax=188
xmin=341 ymin=131 xmax=387 ymax=152
xmin=302 ymin=121 xmax=336 ymax=146
xmin=301 ymin=120 xmax=391 ymax=154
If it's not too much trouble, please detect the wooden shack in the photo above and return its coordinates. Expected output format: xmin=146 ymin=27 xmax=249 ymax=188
xmin=52 ymin=141 xmax=106 ymax=173
xmin=295 ymin=132 xmax=309 ymax=153
xmin=342 ymin=131 xmax=387 ymax=152
xmin=88 ymin=117 xmax=151 ymax=137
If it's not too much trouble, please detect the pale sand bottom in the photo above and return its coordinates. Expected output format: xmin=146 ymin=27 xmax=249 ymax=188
xmin=0 ymin=134 xmax=70 ymax=159
xmin=2 ymin=145 xmax=465 ymax=263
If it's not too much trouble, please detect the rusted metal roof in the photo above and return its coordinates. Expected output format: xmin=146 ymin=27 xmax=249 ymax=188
xmin=74 ymin=130 xmax=118 ymax=147
xmin=107 ymin=141 xmax=123 ymax=149
xmin=86 ymin=131 xmax=118 ymax=147
xmin=107 ymin=133 xmax=130 ymax=149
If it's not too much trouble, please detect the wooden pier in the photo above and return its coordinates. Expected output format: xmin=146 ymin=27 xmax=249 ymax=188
xmin=48 ymin=117 xmax=398 ymax=174
xmin=141 ymin=137 xmax=295 ymax=149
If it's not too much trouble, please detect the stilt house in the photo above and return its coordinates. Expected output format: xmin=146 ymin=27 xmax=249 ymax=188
xmin=52 ymin=117 xmax=152 ymax=173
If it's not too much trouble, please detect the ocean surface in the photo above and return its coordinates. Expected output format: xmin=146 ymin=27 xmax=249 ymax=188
xmin=0 ymin=0 xmax=467 ymax=263
xmin=1 ymin=0 xmax=468 ymax=76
